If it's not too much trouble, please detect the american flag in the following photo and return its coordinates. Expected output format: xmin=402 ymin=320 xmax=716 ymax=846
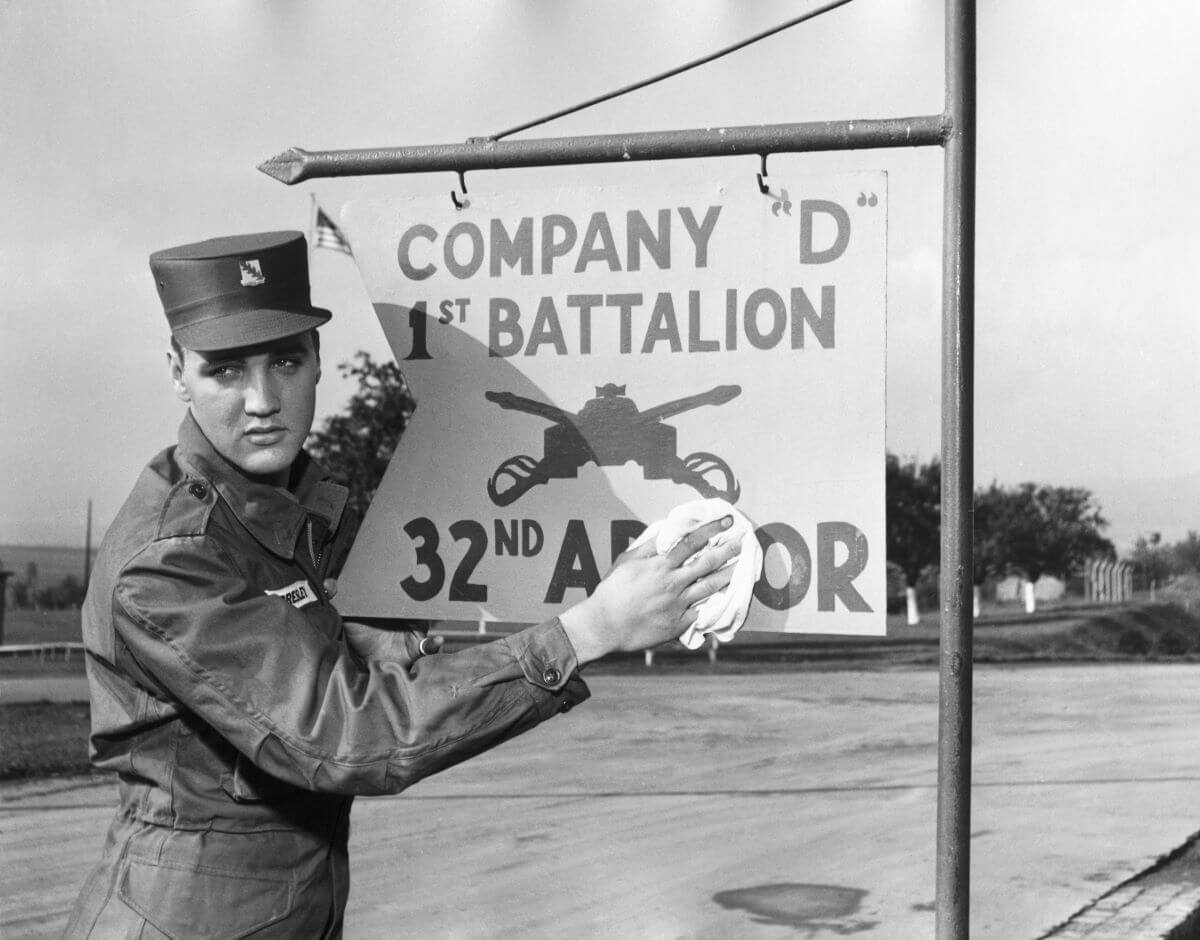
xmin=311 ymin=203 xmax=352 ymax=255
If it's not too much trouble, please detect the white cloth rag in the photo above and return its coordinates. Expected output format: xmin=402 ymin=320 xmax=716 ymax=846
xmin=632 ymin=498 xmax=763 ymax=650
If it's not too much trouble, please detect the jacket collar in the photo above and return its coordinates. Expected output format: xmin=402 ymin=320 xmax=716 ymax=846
xmin=175 ymin=412 xmax=345 ymax=560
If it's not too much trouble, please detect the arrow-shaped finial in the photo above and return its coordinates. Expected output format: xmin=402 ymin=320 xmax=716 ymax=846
xmin=257 ymin=147 xmax=310 ymax=185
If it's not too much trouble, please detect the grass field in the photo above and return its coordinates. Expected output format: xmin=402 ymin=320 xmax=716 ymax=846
xmin=0 ymin=544 xmax=88 ymax=588
xmin=1 ymin=609 xmax=81 ymax=646
xmin=0 ymin=702 xmax=92 ymax=779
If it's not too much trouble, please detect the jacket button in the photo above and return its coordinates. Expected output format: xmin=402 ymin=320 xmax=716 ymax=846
xmin=188 ymin=481 xmax=208 ymax=499
xmin=542 ymin=666 xmax=562 ymax=686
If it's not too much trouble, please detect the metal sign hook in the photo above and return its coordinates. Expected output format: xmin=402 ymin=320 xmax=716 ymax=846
xmin=451 ymin=170 xmax=469 ymax=209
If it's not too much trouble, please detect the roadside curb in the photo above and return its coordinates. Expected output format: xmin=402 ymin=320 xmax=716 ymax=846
xmin=1039 ymin=831 xmax=1200 ymax=939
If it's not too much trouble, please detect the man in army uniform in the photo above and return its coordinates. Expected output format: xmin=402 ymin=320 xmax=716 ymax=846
xmin=64 ymin=231 xmax=739 ymax=937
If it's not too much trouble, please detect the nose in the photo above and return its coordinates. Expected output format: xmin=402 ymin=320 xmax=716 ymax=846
xmin=243 ymin=368 xmax=281 ymax=416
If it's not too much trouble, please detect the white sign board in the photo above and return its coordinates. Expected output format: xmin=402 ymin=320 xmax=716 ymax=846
xmin=335 ymin=173 xmax=887 ymax=635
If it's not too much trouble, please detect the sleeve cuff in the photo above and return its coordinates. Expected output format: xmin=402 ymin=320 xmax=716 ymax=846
xmin=505 ymin=617 xmax=582 ymax=692
xmin=469 ymin=619 xmax=591 ymax=716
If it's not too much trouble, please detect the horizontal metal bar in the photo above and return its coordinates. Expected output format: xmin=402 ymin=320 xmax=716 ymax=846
xmin=259 ymin=114 xmax=949 ymax=184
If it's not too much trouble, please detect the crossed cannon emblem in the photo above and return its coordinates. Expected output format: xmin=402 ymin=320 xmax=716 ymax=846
xmin=484 ymin=383 xmax=743 ymax=507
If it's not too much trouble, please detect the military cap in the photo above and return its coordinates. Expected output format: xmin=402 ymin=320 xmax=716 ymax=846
xmin=149 ymin=231 xmax=331 ymax=351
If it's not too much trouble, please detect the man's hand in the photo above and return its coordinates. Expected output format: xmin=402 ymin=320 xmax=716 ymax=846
xmin=560 ymin=515 xmax=741 ymax=665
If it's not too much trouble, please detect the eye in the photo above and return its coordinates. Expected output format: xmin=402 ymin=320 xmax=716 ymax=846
xmin=199 ymin=357 xmax=243 ymax=376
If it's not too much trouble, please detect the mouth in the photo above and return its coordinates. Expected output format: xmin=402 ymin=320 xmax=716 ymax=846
xmin=244 ymin=426 xmax=287 ymax=445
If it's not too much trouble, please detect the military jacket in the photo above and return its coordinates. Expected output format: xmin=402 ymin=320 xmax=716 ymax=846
xmin=66 ymin=413 xmax=588 ymax=937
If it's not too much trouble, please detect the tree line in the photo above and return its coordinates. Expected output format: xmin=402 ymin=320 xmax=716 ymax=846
xmin=884 ymin=453 xmax=1195 ymax=621
xmin=1129 ymin=531 xmax=1200 ymax=585
xmin=888 ymin=454 xmax=1114 ymax=585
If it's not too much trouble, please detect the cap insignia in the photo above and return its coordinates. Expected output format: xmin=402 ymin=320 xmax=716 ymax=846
xmin=239 ymin=259 xmax=266 ymax=287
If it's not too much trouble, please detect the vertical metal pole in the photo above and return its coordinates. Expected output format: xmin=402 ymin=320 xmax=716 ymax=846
xmin=84 ymin=498 xmax=93 ymax=587
xmin=0 ymin=569 xmax=8 ymax=647
xmin=936 ymin=0 xmax=976 ymax=937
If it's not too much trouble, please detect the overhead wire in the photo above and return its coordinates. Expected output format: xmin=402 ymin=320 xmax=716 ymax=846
xmin=485 ymin=0 xmax=858 ymax=142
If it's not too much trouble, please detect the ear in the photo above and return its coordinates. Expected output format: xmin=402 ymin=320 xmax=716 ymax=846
xmin=310 ymin=329 xmax=322 ymax=385
xmin=167 ymin=349 xmax=191 ymax=403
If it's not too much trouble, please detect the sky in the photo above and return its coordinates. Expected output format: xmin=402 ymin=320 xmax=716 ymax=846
xmin=2 ymin=0 xmax=1198 ymax=551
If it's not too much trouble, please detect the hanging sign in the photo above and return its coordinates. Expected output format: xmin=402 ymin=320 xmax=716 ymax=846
xmin=334 ymin=172 xmax=887 ymax=635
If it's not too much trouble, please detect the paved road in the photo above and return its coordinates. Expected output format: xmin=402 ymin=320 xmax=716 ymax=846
xmin=4 ymin=664 xmax=1200 ymax=938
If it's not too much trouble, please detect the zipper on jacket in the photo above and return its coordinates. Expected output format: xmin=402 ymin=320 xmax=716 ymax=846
xmin=306 ymin=519 xmax=324 ymax=568
xmin=304 ymin=519 xmax=328 ymax=602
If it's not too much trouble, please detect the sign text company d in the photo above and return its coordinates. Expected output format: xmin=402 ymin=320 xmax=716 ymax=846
xmin=335 ymin=172 xmax=887 ymax=636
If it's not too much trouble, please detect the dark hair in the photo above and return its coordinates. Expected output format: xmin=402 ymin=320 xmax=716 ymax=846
xmin=170 ymin=329 xmax=321 ymax=361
